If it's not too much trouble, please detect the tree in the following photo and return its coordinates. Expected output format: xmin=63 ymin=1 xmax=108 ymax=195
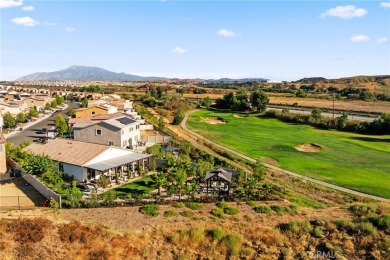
xmin=3 ymin=112 xmax=16 ymax=128
xmin=337 ymin=112 xmax=348 ymax=130
xmin=158 ymin=116 xmax=165 ymax=129
xmin=23 ymin=154 xmax=55 ymax=176
xmin=44 ymin=103 xmax=51 ymax=110
xmin=51 ymin=100 xmax=57 ymax=108
xmin=67 ymin=108 xmax=76 ymax=117
xmin=55 ymin=95 xmax=64 ymax=105
xmin=169 ymin=168 xmax=187 ymax=201
xmin=250 ymin=90 xmax=269 ymax=113
xmin=54 ymin=114 xmax=67 ymax=136
xmin=28 ymin=107 xmax=39 ymax=117
xmin=310 ymin=108 xmax=322 ymax=121
xmin=151 ymin=172 xmax=167 ymax=196
xmin=172 ymin=110 xmax=185 ymax=125
xmin=16 ymin=112 xmax=26 ymax=123
xmin=295 ymin=89 xmax=307 ymax=98
xmin=80 ymin=97 xmax=88 ymax=108
xmin=199 ymin=97 xmax=212 ymax=109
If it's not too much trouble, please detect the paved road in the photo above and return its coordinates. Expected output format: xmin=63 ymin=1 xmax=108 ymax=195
xmin=181 ymin=109 xmax=390 ymax=202
xmin=267 ymin=106 xmax=379 ymax=122
xmin=7 ymin=102 xmax=78 ymax=146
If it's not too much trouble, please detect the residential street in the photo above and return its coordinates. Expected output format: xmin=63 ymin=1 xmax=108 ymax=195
xmin=7 ymin=102 xmax=79 ymax=146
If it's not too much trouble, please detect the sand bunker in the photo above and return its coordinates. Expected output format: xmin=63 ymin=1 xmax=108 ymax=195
xmin=201 ymin=117 xmax=226 ymax=125
xmin=233 ymin=114 xmax=245 ymax=118
xmin=295 ymin=143 xmax=322 ymax=153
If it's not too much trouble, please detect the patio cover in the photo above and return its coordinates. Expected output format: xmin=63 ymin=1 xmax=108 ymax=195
xmin=86 ymin=153 xmax=152 ymax=171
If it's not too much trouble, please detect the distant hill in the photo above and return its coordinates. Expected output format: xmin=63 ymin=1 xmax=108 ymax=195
xmin=212 ymin=78 xmax=268 ymax=83
xmin=16 ymin=65 xmax=168 ymax=81
xmin=295 ymin=77 xmax=327 ymax=84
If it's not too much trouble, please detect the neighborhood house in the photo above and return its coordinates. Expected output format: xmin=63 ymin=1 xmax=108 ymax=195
xmin=23 ymin=139 xmax=153 ymax=182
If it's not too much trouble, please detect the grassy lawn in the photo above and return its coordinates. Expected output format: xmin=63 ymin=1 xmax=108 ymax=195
xmin=108 ymin=176 xmax=155 ymax=197
xmin=187 ymin=110 xmax=390 ymax=199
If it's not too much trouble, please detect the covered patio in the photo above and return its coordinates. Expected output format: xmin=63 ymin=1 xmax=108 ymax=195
xmin=85 ymin=154 xmax=154 ymax=183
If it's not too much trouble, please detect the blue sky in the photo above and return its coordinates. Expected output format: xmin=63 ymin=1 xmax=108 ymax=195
xmin=1 ymin=0 xmax=389 ymax=81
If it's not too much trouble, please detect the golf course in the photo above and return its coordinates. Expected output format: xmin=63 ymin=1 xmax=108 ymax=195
xmin=187 ymin=110 xmax=390 ymax=199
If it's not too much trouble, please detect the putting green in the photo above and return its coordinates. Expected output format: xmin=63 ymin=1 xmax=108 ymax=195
xmin=187 ymin=110 xmax=390 ymax=199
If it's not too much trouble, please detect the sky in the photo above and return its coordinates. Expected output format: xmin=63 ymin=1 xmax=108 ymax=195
xmin=1 ymin=0 xmax=389 ymax=81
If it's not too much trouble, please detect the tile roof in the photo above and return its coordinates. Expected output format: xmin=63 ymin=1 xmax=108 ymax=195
xmin=23 ymin=139 xmax=108 ymax=166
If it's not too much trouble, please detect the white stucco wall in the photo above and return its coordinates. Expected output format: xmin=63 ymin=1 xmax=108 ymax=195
xmin=120 ymin=122 xmax=141 ymax=147
xmin=63 ymin=163 xmax=86 ymax=181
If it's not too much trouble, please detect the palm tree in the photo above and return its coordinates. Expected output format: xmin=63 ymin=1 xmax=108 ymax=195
xmin=168 ymin=168 xmax=187 ymax=201
xmin=151 ymin=172 xmax=167 ymax=196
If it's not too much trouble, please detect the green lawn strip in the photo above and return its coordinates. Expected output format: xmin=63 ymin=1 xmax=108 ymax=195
xmin=104 ymin=176 xmax=155 ymax=197
xmin=187 ymin=110 xmax=390 ymax=198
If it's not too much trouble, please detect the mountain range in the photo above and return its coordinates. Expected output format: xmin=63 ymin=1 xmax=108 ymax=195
xmin=16 ymin=65 xmax=168 ymax=81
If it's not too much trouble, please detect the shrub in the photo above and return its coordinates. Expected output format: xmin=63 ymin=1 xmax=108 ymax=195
xmin=223 ymin=206 xmax=239 ymax=215
xmin=246 ymin=201 xmax=256 ymax=207
xmin=163 ymin=210 xmax=178 ymax=218
xmin=210 ymin=227 xmax=226 ymax=241
xmin=254 ymin=205 xmax=271 ymax=214
xmin=311 ymin=227 xmax=324 ymax=238
xmin=139 ymin=204 xmax=159 ymax=217
xmin=7 ymin=218 xmax=52 ymax=243
xmin=211 ymin=208 xmax=224 ymax=218
xmin=180 ymin=210 xmax=195 ymax=218
xmin=283 ymin=220 xmax=313 ymax=236
xmin=271 ymin=205 xmax=286 ymax=214
xmin=186 ymin=202 xmax=203 ymax=210
xmin=222 ymin=233 xmax=244 ymax=256
xmin=348 ymin=203 xmax=378 ymax=216
xmin=216 ymin=201 xmax=229 ymax=209
xmin=172 ymin=202 xmax=184 ymax=208
xmin=188 ymin=226 xmax=205 ymax=241
xmin=356 ymin=222 xmax=377 ymax=235
xmin=369 ymin=214 xmax=390 ymax=230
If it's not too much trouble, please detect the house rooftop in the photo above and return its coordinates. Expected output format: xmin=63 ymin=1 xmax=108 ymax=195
xmin=23 ymin=139 xmax=109 ymax=166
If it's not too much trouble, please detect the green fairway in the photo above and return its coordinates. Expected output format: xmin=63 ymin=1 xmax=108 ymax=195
xmin=187 ymin=110 xmax=390 ymax=199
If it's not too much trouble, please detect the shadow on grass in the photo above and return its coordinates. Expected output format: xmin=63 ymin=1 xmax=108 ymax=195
xmin=350 ymin=137 xmax=390 ymax=143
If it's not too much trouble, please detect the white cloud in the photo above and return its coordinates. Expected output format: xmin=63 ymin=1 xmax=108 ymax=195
xmin=11 ymin=16 xmax=39 ymax=27
xmin=171 ymin=47 xmax=187 ymax=54
xmin=321 ymin=5 xmax=367 ymax=19
xmin=65 ymin=27 xmax=75 ymax=32
xmin=44 ymin=21 xmax=57 ymax=26
xmin=22 ymin=5 xmax=34 ymax=11
xmin=380 ymin=2 xmax=390 ymax=8
xmin=217 ymin=28 xmax=237 ymax=37
xmin=350 ymin=35 xmax=371 ymax=42
xmin=377 ymin=37 xmax=388 ymax=44
xmin=0 ymin=0 xmax=22 ymax=9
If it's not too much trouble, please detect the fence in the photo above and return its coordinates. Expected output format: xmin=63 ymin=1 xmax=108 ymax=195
xmin=22 ymin=174 xmax=62 ymax=208
xmin=0 ymin=195 xmax=45 ymax=210
xmin=141 ymin=135 xmax=172 ymax=144
xmin=140 ymin=124 xmax=154 ymax=130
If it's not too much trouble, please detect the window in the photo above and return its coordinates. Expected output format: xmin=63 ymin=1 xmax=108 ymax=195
xmin=107 ymin=141 xmax=114 ymax=146
xmin=59 ymin=163 xmax=64 ymax=172
xmin=0 ymin=145 xmax=3 ymax=152
xmin=92 ymin=111 xmax=96 ymax=115
xmin=96 ymin=129 xmax=102 ymax=135
xmin=134 ymin=135 xmax=138 ymax=142
xmin=129 ymin=127 xmax=133 ymax=132
xmin=123 ymin=140 xmax=127 ymax=147
xmin=121 ymin=129 xmax=124 ymax=134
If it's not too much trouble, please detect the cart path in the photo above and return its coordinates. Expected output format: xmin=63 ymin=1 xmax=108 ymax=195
xmin=181 ymin=110 xmax=390 ymax=202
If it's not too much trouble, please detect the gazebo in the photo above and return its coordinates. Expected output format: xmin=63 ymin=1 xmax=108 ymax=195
xmin=204 ymin=168 xmax=238 ymax=195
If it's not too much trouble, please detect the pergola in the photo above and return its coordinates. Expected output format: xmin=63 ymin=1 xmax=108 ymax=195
xmin=204 ymin=168 xmax=238 ymax=195
xmin=86 ymin=154 xmax=153 ymax=181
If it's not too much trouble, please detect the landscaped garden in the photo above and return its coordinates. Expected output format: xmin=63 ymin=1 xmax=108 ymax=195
xmin=187 ymin=110 xmax=390 ymax=198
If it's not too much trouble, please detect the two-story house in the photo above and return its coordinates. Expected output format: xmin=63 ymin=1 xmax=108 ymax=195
xmin=73 ymin=115 xmax=141 ymax=149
